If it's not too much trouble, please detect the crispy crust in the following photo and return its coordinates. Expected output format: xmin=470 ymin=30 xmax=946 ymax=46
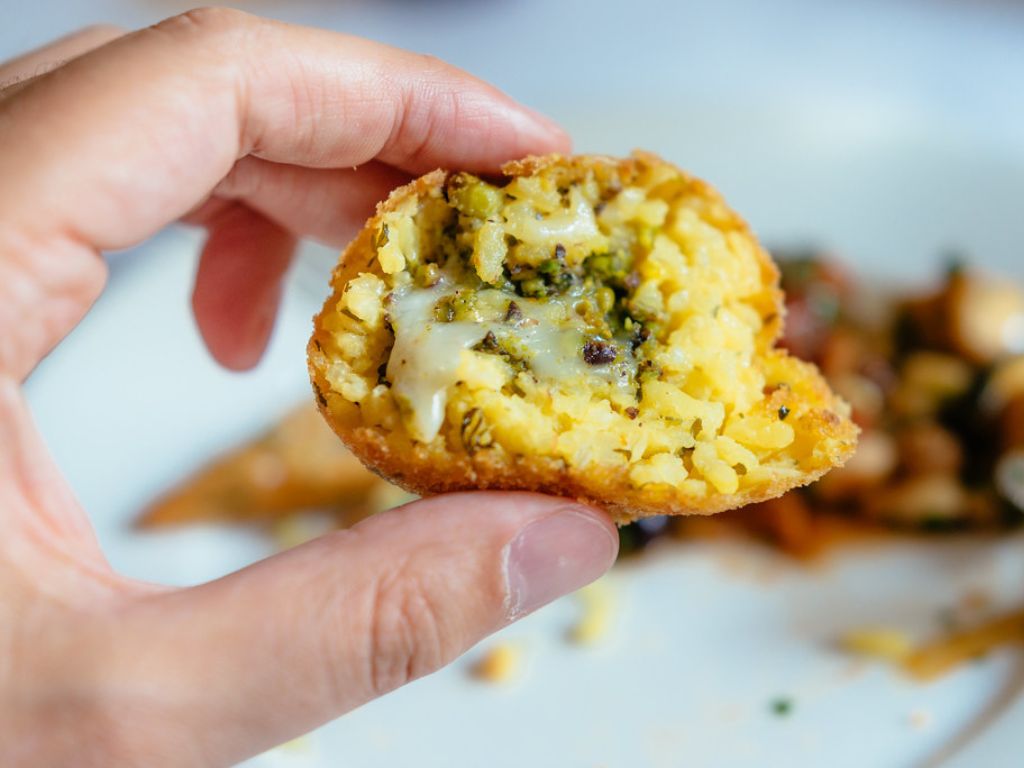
xmin=308 ymin=152 xmax=858 ymax=524
xmin=137 ymin=405 xmax=382 ymax=528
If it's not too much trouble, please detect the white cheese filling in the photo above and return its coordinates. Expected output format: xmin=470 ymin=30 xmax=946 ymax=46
xmin=386 ymin=279 xmax=637 ymax=442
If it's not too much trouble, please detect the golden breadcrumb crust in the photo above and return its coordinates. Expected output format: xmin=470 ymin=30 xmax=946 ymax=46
xmin=308 ymin=152 xmax=858 ymax=523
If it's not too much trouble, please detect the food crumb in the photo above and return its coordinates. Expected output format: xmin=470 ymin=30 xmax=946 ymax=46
xmin=769 ymin=697 xmax=794 ymax=717
xmin=567 ymin=578 xmax=615 ymax=645
xmin=471 ymin=643 xmax=521 ymax=683
xmin=907 ymin=709 xmax=932 ymax=730
xmin=839 ymin=627 xmax=912 ymax=661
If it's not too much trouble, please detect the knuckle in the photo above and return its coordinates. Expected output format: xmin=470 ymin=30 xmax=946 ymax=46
xmin=280 ymin=58 xmax=327 ymax=158
xmin=364 ymin=564 xmax=451 ymax=697
xmin=78 ymin=23 xmax=126 ymax=39
xmin=390 ymin=87 xmax=452 ymax=168
xmin=412 ymin=52 xmax=449 ymax=75
xmin=155 ymin=7 xmax=252 ymax=42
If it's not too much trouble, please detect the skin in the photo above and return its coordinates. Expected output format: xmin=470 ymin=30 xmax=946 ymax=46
xmin=0 ymin=11 xmax=618 ymax=767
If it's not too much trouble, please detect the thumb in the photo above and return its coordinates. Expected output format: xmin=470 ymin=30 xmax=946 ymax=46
xmin=101 ymin=493 xmax=617 ymax=764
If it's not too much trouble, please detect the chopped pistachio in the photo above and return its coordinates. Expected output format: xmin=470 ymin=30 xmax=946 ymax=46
xmin=433 ymin=297 xmax=456 ymax=323
xmin=583 ymin=339 xmax=617 ymax=365
xmin=538 ymin=258 xmax=562 ymax=275
xmin=519 ymin=277 xmax=548 ymax=298
xmin=597 ymin=287 xmax=616 ymax=314
xmin=447 ymin=173 xmax=503 ymax=219
xmin=461 ymin=408 xmax=493 ymax=454
xmin=418 ymin=262 xmax=442 ymax=288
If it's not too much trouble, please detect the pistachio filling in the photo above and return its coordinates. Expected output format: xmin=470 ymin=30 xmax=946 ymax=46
xmin=386 ymin=265 xmax=640 ymax=442
xmin=378 ymin=171 xmax=660 ymax=443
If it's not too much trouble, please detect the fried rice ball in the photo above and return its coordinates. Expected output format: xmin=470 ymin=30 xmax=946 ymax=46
xmin=308 ymin=152 xmax=857 ymax=523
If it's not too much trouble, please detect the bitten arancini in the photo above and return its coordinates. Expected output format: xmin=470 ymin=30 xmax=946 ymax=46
xmin=308 ymin=152 xmax=857 ymax=523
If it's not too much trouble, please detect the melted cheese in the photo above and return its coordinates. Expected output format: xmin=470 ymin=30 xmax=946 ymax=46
xmin=502 ymin=291 xmax=636 ymax=395
xmin=387 ymin=285 xmax=487 ymax=442
xmin=387 ymin=281 xmax=637 ymax=443
xmin=503 ymin=189 xmax=607 ymax=257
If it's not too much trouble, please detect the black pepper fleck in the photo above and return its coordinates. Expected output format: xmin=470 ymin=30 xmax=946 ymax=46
xmin=479 ymin=331 xmax=499 ymax=351
xmin=778 ymin=405 xmax=791 ymax=420
xmin=505 ymin=301 xmax=522 ymax=323
xmin=630 ymin=324 xmax=652 ymax=351
xmin=582 ymin=340 xmax=617 ymax=365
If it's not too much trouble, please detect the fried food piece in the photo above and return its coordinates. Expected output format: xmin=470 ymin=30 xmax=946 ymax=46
xmin=308 ymin=152 xmax=857 ymax=523
xmin=138 ymin=405 xmax=383 ymax=528
xmin=902 ymin=608 xmax=1024 ymax=681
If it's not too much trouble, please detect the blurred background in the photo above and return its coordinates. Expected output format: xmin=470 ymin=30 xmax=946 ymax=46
xmin=6 ymin=0 xmax=1024 ymax=278
xmin=6 ymin=2 xmax=1024 ymax=767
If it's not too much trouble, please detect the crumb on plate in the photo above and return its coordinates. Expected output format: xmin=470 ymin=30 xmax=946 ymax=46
xmin=471 ymin=643 xmax=521 ymax=684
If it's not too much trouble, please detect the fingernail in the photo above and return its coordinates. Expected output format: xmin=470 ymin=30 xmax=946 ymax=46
xmin=504 ymin=508 xmax=618 ymax=620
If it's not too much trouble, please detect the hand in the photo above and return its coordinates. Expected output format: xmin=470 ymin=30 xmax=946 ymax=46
xmin=0 ymin=11 xmax=618 ymax=766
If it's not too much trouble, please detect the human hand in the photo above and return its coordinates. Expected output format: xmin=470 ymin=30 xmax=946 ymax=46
xmin=0 ymin=11 xmax=618 ymax=766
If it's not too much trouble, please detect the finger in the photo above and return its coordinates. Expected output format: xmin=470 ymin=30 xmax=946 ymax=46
xmin=189 ymin=160 xmax=403 ymax=366
xmin=2 ymin=7 xmax=570 ymax=251
xmin=0 ymin=377 xmax=110 ymax=588
xmin=191 ymin=203 xmax=296 ymax=371
xmin=211 ymin=157 xmax=410 ymax=248
xmin=0 ymin=8 xmax=570 ymax=379
xmin=101 ymin=493 xmax=617 ymax=763
xmin=0 ymin=24 xmax=124 ymax=89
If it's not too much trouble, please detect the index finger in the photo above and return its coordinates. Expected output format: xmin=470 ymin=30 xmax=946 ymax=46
xmin=0 ymin=24 xmax=124 ymax=89
xmin=0 ymin=7 xmax=569 ymax=252
xmin=0 ymin=8 xmax=569 ymax=380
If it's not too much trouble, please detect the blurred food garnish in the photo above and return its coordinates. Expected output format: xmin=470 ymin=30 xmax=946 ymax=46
xmin=839 ymin=628 xmax=912 ymax=662
xmin=901 ymin=608 xmax=1024 ymax=682
xmin=567 ymin=578 xmax=615 ymax=646
xmin=769 ymin=697 xmax=794 ymax=717
xmin=137 ymin=405 xmax=390 ymax=530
